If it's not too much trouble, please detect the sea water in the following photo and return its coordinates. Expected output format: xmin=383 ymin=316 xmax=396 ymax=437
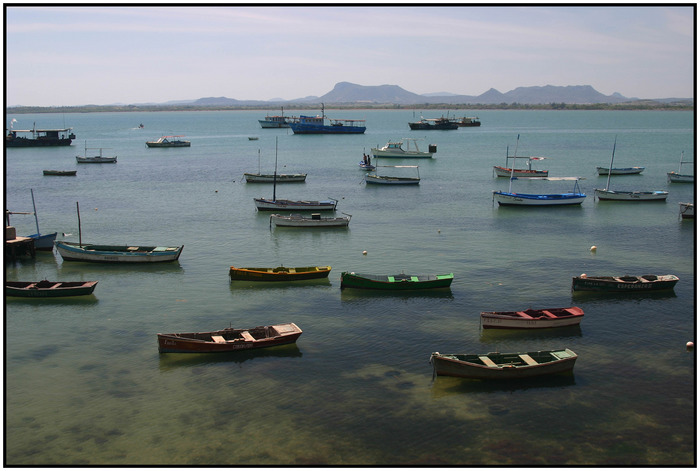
xmin=4 ymin=109 xmax=695 ymax=465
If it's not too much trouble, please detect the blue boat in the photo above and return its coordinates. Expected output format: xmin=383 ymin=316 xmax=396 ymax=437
xmin=289 ymin=104 xmax=365 ymax=134
xmin=492 ymin=177 xmax=586 ymax=206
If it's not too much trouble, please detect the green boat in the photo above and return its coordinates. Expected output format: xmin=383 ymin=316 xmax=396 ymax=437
xmin=340 ymin=272 xmax=453 ymax=290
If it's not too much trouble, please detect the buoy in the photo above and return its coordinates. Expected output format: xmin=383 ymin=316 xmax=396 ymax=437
xmin=437 ymin=229 xmax=441 ymax=234
xmin=94 ymin=208 xmax=98 ymax=211
xmin=686 ymin=341 xmax=694 ymax=350
xmin=590 ymin=245 xmax=597 ymax=252
xmin=215 ymin=190 xmax=218 ymax=193
xmin=580 ymin=273 xmax=587 ymax=278
xmin=362 ymin=250 xmax=367 ymax=255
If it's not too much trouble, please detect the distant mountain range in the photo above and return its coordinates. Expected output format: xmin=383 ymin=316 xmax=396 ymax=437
xmin=162 ymin=82 xmax=690 ymax=107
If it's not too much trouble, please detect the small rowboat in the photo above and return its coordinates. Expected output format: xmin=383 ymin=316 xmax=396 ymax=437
xmin=429 ymin=349 xmax=577 ymax=379
xmin=571 ymin=274 xmax=679 ymax=292
xmin=43 ymin=170 xmax=77 ymax=176
xmin=596 ymin=166 xmax=645 ymax=175
xmin=55 ymin=241 xmax=183 ymax=263
xmin=6 ymin=280 xmax=98 ymax=297
xmin=229 ymin=265 xmax=331 ymax=281
xmin=480 ymin=306 xmax=584 ymax=329
xmin=340 ymin=272 xmax=453 ymax=290
xmin=270 ymin=213 xmax=350 ymax=227
xmin=157 ymin=323 xmax=302 ymax=353
xmin=244 ymin=173 xmax=307 ymax=183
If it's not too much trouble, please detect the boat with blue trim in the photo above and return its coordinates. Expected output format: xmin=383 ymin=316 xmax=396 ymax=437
xmin=288 ymin=104 xmax=365 ymax=134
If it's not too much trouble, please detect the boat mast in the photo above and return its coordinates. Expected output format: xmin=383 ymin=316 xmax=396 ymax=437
xmin=604 ymin=136 xmax=617 ymax=191
xmin=678 ymin=151 xmax=684 ymax=172
xmin=272 ymin=137 xmax=278 ymax=201
xmin=76 ymin=201 xmax=83 ymax=247
xmin=30 ymin=188 xmax=40 ymax=235
xmin=508 ymin=135 xmax=520 ymax=193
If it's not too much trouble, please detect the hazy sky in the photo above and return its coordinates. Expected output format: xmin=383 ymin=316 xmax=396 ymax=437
xmin=5 ymin=5 xmax=695 ymax=106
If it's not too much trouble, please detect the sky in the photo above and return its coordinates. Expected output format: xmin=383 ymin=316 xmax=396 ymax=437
xmin=4 ymin=5 xmax=695 ymax=107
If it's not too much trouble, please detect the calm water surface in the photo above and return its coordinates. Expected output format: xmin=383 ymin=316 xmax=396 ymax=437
xmin=5 ymin=109 xmax=696 ymax=465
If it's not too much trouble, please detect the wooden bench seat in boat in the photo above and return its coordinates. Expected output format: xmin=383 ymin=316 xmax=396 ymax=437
xmin=211 ymin=335 xmax=226 ymax=343
xmin=518 ymin=354 xmax=538 ymax=366
xmin=478 ymin=355 xmax=498 ymax=367
xmin=240 ymin=331 xmax=255 ymax=342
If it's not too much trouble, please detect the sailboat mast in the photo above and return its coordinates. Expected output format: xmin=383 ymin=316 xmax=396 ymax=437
xmin=30 ymin=188 xmax=40 ymax=235
xmin=605 ymin=136 xmax=617 ymax=191
xmin=508 ymin=135 xmax=520 ymax=193
xmin=272 ymin=137 xmax=278 ymax=201
xmin=76 ymin=201 xmax=83 ymax=247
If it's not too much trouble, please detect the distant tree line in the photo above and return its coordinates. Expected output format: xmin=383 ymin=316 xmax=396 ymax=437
xmin=5 ymin=101 xmax=693 ymax=114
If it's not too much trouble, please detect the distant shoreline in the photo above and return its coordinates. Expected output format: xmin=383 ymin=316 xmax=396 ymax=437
xmin=5 ymin=102 xmax=693 ymax=114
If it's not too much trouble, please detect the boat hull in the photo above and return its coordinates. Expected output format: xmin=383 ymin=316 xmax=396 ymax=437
xmin=253 ymin=198 xmax=337 ymax=211
xmin=6 ymin=280 xmax=98 ymax=297
xmin=667 ymin=172 xmax=694 ymax=183
xmin=493 ymin=191 xmax=586 ymax=206
xmin=493 ymin=166 xmax=548 ymax=178
xmin=158 ymin=323 xmax=302 ymax=353
xmin=29 ymin=232 xmax=57 ymax=251
xmin=55 ymin=241 xmax=183 ymax=263
xmin=229 ymin=266 xmax=331 ymax=281
xmin=596 ymin=167 xmax=645 ymax=175
xmin=43 ymin=170 xmax=77 ymax=176
xmin=76 ymin=157 xmax=117 ymax=163
xmin=340 ymin=272 xmax=453 ymax=290
xmin=679 ymin=202 xmax=694 ymax=219
xmin=571 ymin=275 xmax=679 ymax=292
xmin=594 ymin=189 xmax=668 ymax=201
xmin=244 ymin=173 xmax=307 ymax=183
xmin=430 ymin=349 xmax=577 ymax=379
xmin=289 ymin=124 xmax=365 ymax=134
xmin=258 ymin=119 xmax=290 ymax=128
xmin=270 ymin=214 xmax=350 ymax=227
xmin=365 ymin=175 xmax=420 ymax=185
xmin=480 ymin=307 xmax=584 ymax=329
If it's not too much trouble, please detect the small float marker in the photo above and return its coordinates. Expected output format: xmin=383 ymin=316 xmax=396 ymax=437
xmin=362 ymin=250 xmax=367 ymax=255
xmin=686 ymin=341 xmax=694 ymax=350
xmin=590 ymin=245 xmax=597 ymax=252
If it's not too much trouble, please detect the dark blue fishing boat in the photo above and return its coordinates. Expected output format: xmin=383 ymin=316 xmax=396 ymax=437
xmin=289 ymin=104 xmax=365 ymax=134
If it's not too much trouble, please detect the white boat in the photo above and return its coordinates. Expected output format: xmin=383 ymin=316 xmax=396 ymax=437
xmin=146 ymin=135 xmax=190 ymax=147
xmin=480 ymin=307 xmax=584 ymax=330
xmin=492 ymin=177 xmax=586 ymax=206
xmin=76 ymin=142 xmax=117 ymax=163
xmin=679 ymin=202 xmax=694 ymax=219
xmin=596 ymin=166 xmax=645 ymax=175
xmin=270 ymin=213 xmax=351 ymax=228
xmin=56 ymin=241 xmax=183 ymax=263
xmin=595 ymin=138 xmax=668 ymax=202
xmin=493 ymin=138 xmax=548 ymax=177
xmin=667 ymin=151 xmax=694 ymax=183
xmin=245 ymin=149 xmax=307 ymax=183
xmin=371 ymin=139 xmax=435 ymax=158
xmin=253 ymin=138 xmax=337 ymax=211
xmin=258 ymin=107 xmax=299 ymax=128
xmin=365 ymin=165 xmax=420 ymax=185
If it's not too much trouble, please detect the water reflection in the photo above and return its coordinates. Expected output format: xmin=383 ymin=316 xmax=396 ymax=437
xmin=430 ymin=372 xmax=576 ymax=396
xmin=5 ymin=295 xmax=99 ymax=306
xmin=340 ymin=288 xmax=454 ymax=303
xmin=479 ymin=324 xmax=583 ymax=343
xmin=158 ymin=343 xmax=303 ymax=370
xmin=228 ymin=278 xmax=332 ymax=292
xmin=571 ymin=290 xmax=677 ymax=302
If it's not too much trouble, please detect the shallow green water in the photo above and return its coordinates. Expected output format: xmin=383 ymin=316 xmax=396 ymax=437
xmin=5 ymin=109 xmax=695 ymax=465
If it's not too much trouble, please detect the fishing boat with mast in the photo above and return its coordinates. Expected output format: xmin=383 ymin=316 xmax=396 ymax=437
xmin=253 ymin=138 xmax=338 ymax=211
xmin=493 ymin=137 xmax=548 ymax=177
xmin=594 ymin=138 xmax=668 ymax=201
xmin=244 ymin=149 xmax=307 ymax=183
xmin=288 ymin=104 xmax=365 ymax=134
xmin=76 ymin=142 xmax=117 ymax=163
xmin=258 ymin=107 xmax=299 ymax=128
xmin=5 ymin=121 xmax=75 ymax=147
xmin=667 ymin=151 xmax=694 ymax=183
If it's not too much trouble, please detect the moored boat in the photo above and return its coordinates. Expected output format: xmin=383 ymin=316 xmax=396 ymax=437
xmin=258 ymin=107 xmax=299 ymax=128
xmin=5 ymin=189 xmax=57 ymax=251
xmin=76 ymin=143 xmax=117 ymax=163
xmin=288 ymin=104 xmax=365 ymax=134
xmin=6 ymin=280 xmax=98 ymax=298
xmin=6 ymin=124 xmax=75 ymax=147
xmin=365 ymin=165 xmax=420 ymax=185
xmin=229 ymin=265 xmax=331 ymax=281
xmin=596 ymin=166 xmax=645 ymax=175
xmin=667 ymin=151 xmax=694 ymax=183
xmin=480 ymin=307 xmax=584 ymax=329
xmin=55 ymin=241 xmax=183 ymax=263
xmin=158 ymin=322 xmax=303 ymax=353
xmin=449 ymin=116 xmax=481 ymax=127
xmin=371 ymin=139 xmax=435 ymax=158
xmin=494 ymin=137 xmax=548 ymax=178
xmin=340 ymin=272 xmax=454 ymax=290
xmin=429 ymin=349 xmax=577 ymax=379
xmin=492 ymin=177 xmax=586 ymax=206
xmin=43 ymin=170 xmax=77 ymax=176
xmin=679 ymin=202 xmax=694 ymax=219
xmin=245 ymin=173 xmax=307 ymax=183
xmin=146 ymin=135 xmax=191 ymax=147
xmin=270 ymin=213 xmax=350 ymax=228
xmin=408 ymin=117 xmax=458 ymax=130
xmin=571 ymin=274 xmax=679 ymax=292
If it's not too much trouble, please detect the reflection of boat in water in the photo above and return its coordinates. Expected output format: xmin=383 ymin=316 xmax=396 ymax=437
xmin=158 ymin=343 xmax=302 ymax=370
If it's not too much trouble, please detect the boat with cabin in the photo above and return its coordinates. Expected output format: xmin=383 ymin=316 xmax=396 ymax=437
xmin=340 ymin=272 xmax=454 ymax=290
xmin=258 ymin=107 xmax=299 ymax=128
xmin=6 ymin=123 xmax=75 ymax=147
xmin=429 ymin=349 xmax=578 ymax=379
xmin=408 ymin=117 xmax=458 ymax=130
xmin=146 ymin=135 xmax=191 ymax=147
xmin=229 ymin=266 xmax=331 ymax=281
xmin=571 ymin=274 xmax=679 ymax=292
xmin=448 ymin=116 xmax=481 ymax=127
xmin=157 ymin=323 xmax=303 ymax=353
xmin=480 ymin=306 xmax=584 ymax=329
xmin=288 ymin=104 xmax=365 ymax=134
xmin=371 ymin=139 xmax=436 ymax=158
xmin=6 ymin=280 xmax=98 ymax=298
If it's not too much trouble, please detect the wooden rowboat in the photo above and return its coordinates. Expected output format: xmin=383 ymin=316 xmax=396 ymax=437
xmin=55 ymin=241 xmax=183 ymax=263
xmin=340 ymin=272 xmax=453 ymax=290
xmin=596 ymin=166 xmax=645 ymax=175
xmin=158 ymin=323 xmax=302 ymax=353
xmin=429 ymin=349 xmax=577 ymax=379
xmin=571 ymin=274 xmax=679 ymax=292
xmin=43 ymin=170 xmax=77 ymax=176
xmin=229 ymin=265 xmax=331 ymax=281
xmin=270 ymin=213 xmax=350 ymax=228
xmin=6 ymin=280 xmax=98 ymax=297
xmin=480 ymin=306 xmax=584 ymax=329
